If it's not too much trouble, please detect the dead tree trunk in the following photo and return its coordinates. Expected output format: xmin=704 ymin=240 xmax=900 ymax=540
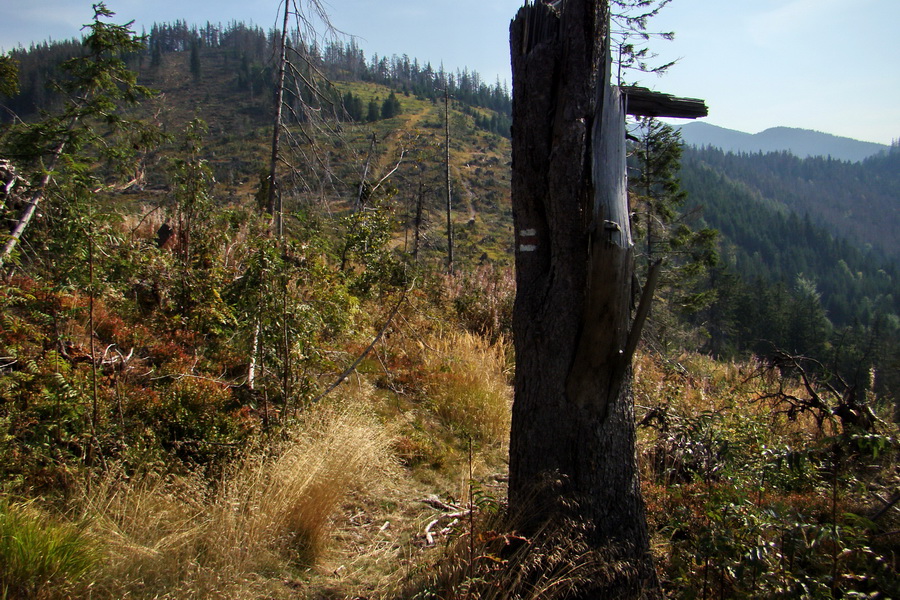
xmin=444 ymin=88 xmax=454 ymax=273
xmin=508 ymin=1 xmax=658 ymax=596
xmin=266 ymin=0 xmax=290 ymax=231
xmin=413 ymin=179 xmax=424 ymax=263
xmin=0 ymin=139 xmax=67 ymax=268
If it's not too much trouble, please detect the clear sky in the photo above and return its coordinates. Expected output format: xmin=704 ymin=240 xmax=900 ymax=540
xmin=1 ymin=0 xmax=898 ymax=145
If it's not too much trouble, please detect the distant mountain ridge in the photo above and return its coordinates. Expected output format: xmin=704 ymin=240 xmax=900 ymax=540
xmin=676 ymin=122 xmax=890 ymax=163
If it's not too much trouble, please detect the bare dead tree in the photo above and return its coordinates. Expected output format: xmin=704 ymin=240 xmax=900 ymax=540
xmin=251 ymin=0 xmax=411 ymax=418
xmin=508 ymin=1 xmax=705 ymax=597
xmin=753 ymin=350 xmax=879 ymax=434
xmin=508 ymin=1 xmax=658 ymax=597
xmin=444 ymin=88 xmax=453 ymax=273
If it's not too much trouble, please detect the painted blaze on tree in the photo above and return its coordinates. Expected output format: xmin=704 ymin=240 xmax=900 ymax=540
xmin=508 ymin=0 xmax=705 ymax=596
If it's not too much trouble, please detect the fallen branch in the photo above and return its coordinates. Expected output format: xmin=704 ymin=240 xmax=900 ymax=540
xmin=420 ymin=494 xmax=462 ymax=512
xmin=309 ymin=282 xmax=411 ymax=404
xmin=872 ymin=491 xmax=900 ymax=522
xmin=424 ymin=518 xmax=441 ymax=546
xmin=420 ymin=494 xmax=473 ymax=545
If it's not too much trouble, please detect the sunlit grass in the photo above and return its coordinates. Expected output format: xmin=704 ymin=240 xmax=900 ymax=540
xmin=422 ymin=330 xmax=512 ymax=445
xmin=76 ymin=398 xmax=396 ymax=598
xmin=0 ymin=499 xmax=99 ymax=599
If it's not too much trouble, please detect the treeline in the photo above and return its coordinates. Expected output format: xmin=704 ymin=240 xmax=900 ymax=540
xmin=172 ymin=21 xmax=514 ymax=117
xmin=2 ymin=20 xmax=512 ymax=136
xmin=685 ymin=144 xmax=900 ymax=258
xmin=322 ymin=40 xmax=511 ymax=133
xmin=0 ymin=39 xmax=84 ymax=118
xmin=680 ymin=150 xmax=899 ymax=399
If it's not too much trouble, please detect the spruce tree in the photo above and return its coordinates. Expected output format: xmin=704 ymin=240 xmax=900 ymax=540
xmin=190 ymin=39 xmax=201 ymax=81
xmin=0 ymin=56 xmax=18 ymax=98
xmin=150 ymin=38 xmax=162 ymax=70
xmin=380 ymin=91 xmax=401 ymax=119
xmin=0 ymin=2 xmax=159 ymax=268
xmin=342 ymin=91 xmax=363 ymax=121
xmin=630 ymin=117 xmax=718 ymax=350
xmin=366 ymin=99 xmax=380 ymax=122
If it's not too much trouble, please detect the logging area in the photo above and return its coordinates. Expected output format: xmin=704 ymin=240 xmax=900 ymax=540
xmin=0 ymin=1 xmax=898 ymax=598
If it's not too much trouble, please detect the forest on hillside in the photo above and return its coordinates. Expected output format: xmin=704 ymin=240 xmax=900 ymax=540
xmin=2 ymin=19 xmax=513 ymax=138
xmin=683 ymin=146 xmax=900 ymax=258
xmin=0 ymin=4 xmax=898 ymax=598
xmin=680 ymin=147 xmax=900 ymax=362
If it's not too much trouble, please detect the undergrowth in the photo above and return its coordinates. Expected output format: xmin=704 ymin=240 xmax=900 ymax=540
xmin=73 ymin=398 xmax=397 ymax=598
xmin=421 ymin=330 xmax=511 ymax=444
xmin=395 ymin=502 xmax=631 ymax=600
xmin=634 ymin=352 xmax=900 ymax=598
xmin=1 ymin=18 xmax=897 ymax=598
xmin=0 ymin=499 xmax=99 ymax=599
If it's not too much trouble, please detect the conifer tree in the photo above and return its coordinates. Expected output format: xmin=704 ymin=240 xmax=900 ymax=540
xmin=167 ymin=119 xmax=215 ymax=318
xmin=380 ymin=91 xmax=401 ymax=119
xmin=342 ymin=91 xmax=363 ymax=121
xmin=0 ymin=56 xmax=18 ymax=98
xmin=366 ymin=99 xmax=380 ymax=122
xmin=190 ymin=39 xmax=201 ymax=82
xmin=0 ymin=2 xmax=158 ymax=268
xmin=630 ymin=117 xmax=717 ymax=349
xmin=150 ymin=38 xmax=162 ymax=69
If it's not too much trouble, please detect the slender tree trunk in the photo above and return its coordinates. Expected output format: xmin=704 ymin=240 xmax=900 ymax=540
xmin=267 ymin=0 xmax=290 ymax=231
xmin=260 ymin=1 xmax=291 ymax=428
xmin=508 ymin=1 xmax=659 ymax=597
xmin=281 ymin=268 xmax=291 ymax=416
xmin=88 ymin=225 xmax=99 ymax=465
xmin=444 ymin=88 xmax=453 ymax=273
xmin=341 ymin=134 xmax=377 ymax=271
xmin=355 ymin=133 xmax=376 ymax=210
xmin=248 ymin=318 xmax=260 ymax=391
xmin=0 ymin=139 xmax=66 ymax=268
xmin=645 ymin=135 xmax=652 ymax=270
xmin=414 ymin=180 xmax=424 ymax=264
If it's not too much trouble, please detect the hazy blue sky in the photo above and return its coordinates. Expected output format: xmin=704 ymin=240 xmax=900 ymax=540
xmin=1 ymin=0 xmax=897 ymax=144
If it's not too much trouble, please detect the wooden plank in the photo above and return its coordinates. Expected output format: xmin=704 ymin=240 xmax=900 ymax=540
xmin=622 ymin=85 xmax=708 ymax=119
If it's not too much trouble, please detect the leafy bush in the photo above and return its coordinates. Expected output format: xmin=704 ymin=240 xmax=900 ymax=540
xmin=635 ymin=351 xmax=900 ymax=599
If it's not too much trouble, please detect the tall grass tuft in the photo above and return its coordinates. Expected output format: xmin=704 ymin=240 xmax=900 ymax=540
xmin=216 ymin=400 xmax=398 ymax=567
xmin=0 ymin=499 xmax=99 ymax=599
xmin=78 ymin=399 xmax=396 ymax=597
xmin=423 ymin=331 xmax=511 ymax=444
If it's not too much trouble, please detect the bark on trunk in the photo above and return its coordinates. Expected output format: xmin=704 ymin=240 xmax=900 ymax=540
xmin=508 ymin=1 xmax=658 ymax=596
xmin=444 ymin=88 xmax=454 ymax=273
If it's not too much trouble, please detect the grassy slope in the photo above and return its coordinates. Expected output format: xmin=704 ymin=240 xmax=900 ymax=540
xmin=131 ymin=48 xmax=514 ymax=270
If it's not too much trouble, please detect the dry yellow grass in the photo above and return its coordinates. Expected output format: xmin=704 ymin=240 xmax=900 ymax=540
xmin=420 ymin=331 xmax=512 ymax=445
xmin=77 ymin=398 xmax=397 ymax=598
